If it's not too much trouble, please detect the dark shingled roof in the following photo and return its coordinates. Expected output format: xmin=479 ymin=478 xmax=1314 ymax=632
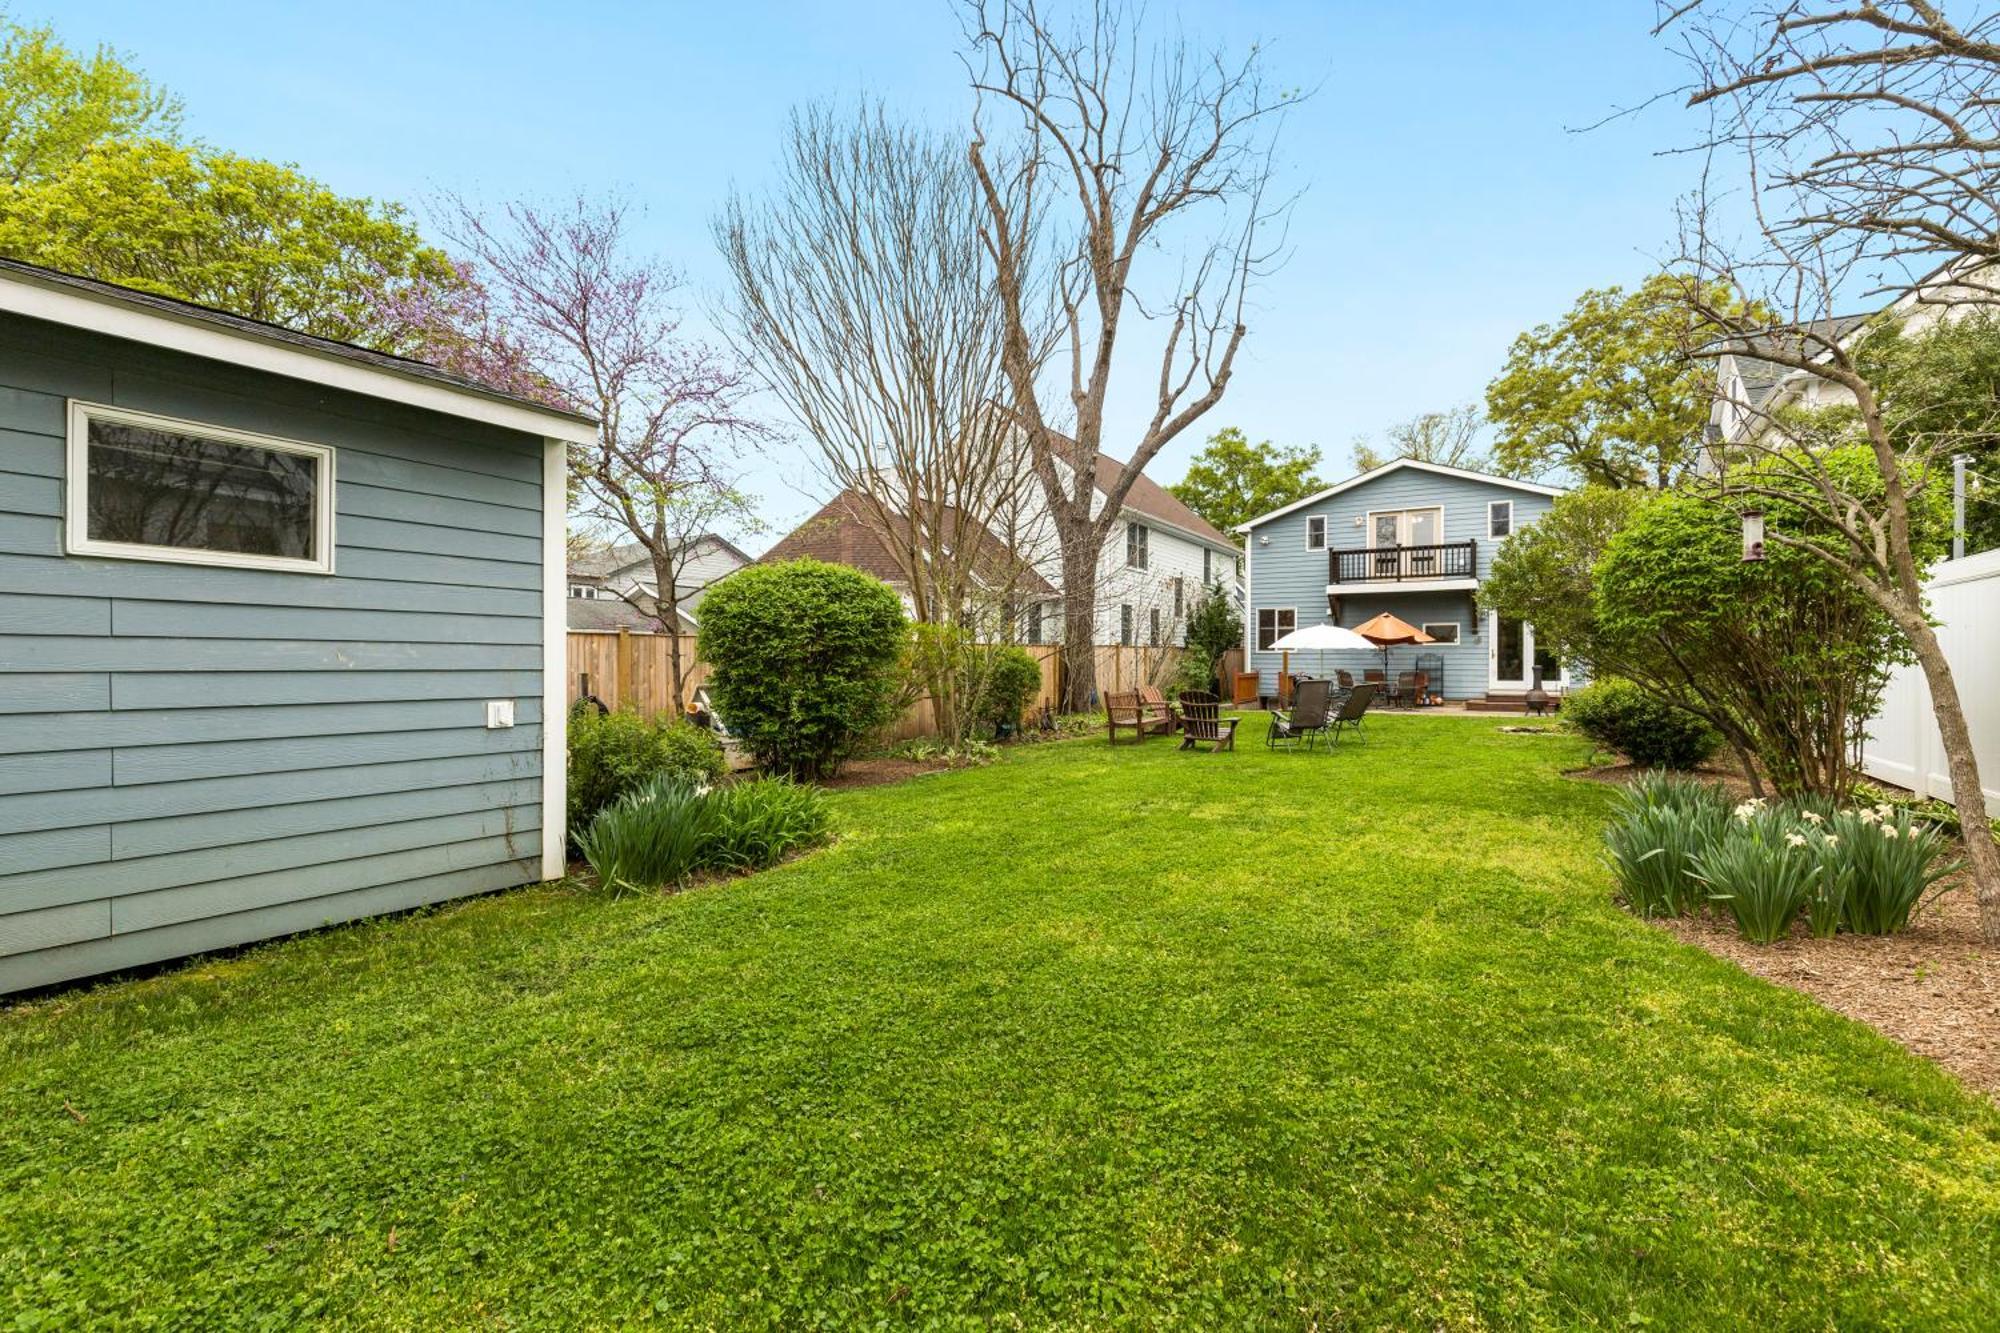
xmin=759 ymin=491 xmax=1057 ymax=598
xmin=566 ymin=596 xmax=692 ymax=633
xmin=1728 ymin=314 xmax=1873 ymax=408
xmin=0 ymin=256 xmax=596 ymax=427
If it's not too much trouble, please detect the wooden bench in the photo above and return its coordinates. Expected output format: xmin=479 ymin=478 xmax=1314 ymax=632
xmin=1106 ymin=690 xmax=1173 ymax=743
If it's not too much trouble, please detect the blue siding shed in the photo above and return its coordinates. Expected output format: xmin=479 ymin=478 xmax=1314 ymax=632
xmin=0 ymin=260 xmax=593 ymax=992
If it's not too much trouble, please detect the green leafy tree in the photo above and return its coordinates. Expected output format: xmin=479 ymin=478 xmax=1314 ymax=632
xmin=1486 ymin=274 xmax=1736 ymax=488
xmin=1169 ymin=427 xmax=1324 ymax=534
xmin=1851 ymin=313 xmax=2000 ymax=556
xmin=0 ymin=16 xmax=447 ymax=347
xmin=1180 ymin=585 xmax=1240 ymax=694
xmin=0 ymin=138 xmax=452 ymax=344
xmin=0 ymin=17 xmax=178 ymax=186
xmin=1479 ymin=485 xmax=1646 ymax=674
xmin=698 ymin=559 xmax=907 ymax=780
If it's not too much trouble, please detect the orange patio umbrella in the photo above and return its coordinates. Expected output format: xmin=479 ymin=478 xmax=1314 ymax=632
xmin=1351 ymin=611 xmax=1435 ymax=683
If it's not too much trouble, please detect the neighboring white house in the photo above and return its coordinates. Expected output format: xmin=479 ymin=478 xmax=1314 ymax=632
xmin=566 ymin=535 xmax=751 ymax=633
xmin=1007 ymin=438 xmax=1244 ymax=650
xmin=760 ymin=438 xmax=1242 ymax=650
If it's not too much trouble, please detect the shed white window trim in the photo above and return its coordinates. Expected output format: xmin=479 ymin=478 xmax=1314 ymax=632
xmin=1488 ymin=500 xmax=1514 ymax=539
xmin=64 ymin=400 xmax=335 ymax=574
xmin=1422 ymin=621 xmax=1462 ymax=644
xmin=1305 ymin=515 xmax=1327 ymax=550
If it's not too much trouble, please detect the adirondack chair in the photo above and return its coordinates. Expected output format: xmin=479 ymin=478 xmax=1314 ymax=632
xmin=1327 ymin=681 xmax=1379 ymax=744
xmin=1175 ymin=690 xmax=1238 ymax=753
xmin=1136 ymin=685 xmax=1176 ymax=734
xmin=1267 ymin=678 xmax=1334 ymax=751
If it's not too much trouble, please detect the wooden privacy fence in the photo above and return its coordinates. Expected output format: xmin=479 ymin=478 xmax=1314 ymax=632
xmin=566 ymin=630 xmax=1187 ymax=740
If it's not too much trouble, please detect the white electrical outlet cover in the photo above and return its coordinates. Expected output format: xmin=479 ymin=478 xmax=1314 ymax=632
xmin=486 ymin=700 xmax=516 ymax=729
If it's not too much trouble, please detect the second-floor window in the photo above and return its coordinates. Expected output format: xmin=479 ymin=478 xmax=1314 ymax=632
xmin=1120 ymin=604 xmax=1135 ymax=646
xmin=1306 ymin=515 xmax=1327 ymax=550
xmin=1171 ymin=576 xmax=1184 ymax=619
xmin=1202 ymin=549 xmax=1213 ymax=585
xmin=1027 ymin=602 xmax=1043 ymax=645
xmin=568 ymin=584 xmax=600 ymax=599
xmin=1126 ymin=521 xmax=1149 ymax=569
xmin=1488 ymin=500 xmax=1514 ymax=539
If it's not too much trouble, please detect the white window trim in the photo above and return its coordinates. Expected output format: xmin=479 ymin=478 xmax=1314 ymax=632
xmin=1364 ymin=505 xmax=1447 ymax=548
xmin=1125 ymin=521 xmax=1149 ymax=569
xmin=1256 ymin=605 xmax=1296 ymax=653
xmin=1488 ymin=499 xmax=1514 ymax=539
xmin=1305 ymin=515 xmax=1327 ymax=550
xmin=540 ymin=438 xmax=567 ymax=880
xmin=65 ymin=400 xmax=335 ymax=575
xmin=1421 ymin=621 xmax=1462 ymax=645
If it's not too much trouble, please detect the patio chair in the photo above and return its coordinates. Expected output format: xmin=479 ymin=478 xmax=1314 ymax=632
xmin=1266 ymin=678 xmax=1334 ymax=751
xmin=1175 ymin=690 xmax=1238 ymax=753
xmin=1327 ymin=681 xmax=1378 ymax=744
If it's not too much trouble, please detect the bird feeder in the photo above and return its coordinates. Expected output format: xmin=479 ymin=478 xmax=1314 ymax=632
xmin=1741 ymin=509 xmax=1766 ymax=562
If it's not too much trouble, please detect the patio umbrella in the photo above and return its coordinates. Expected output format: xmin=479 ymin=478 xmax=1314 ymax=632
xmin=1268 ymin=622 xmax=1375 ymax=684
xmin=1351 ymin=611 xmax=1435 ymax=683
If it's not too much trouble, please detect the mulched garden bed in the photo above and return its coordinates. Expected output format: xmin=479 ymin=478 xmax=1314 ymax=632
xmin=1570 ymin=762 xmax=1999 ymax=1098
xmin=1653 ymin=878 xmax=1999 ymax=1097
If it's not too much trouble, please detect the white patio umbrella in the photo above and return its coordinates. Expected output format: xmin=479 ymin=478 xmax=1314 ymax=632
xmin=1268 ymin=622 xmax=1375 ymax=685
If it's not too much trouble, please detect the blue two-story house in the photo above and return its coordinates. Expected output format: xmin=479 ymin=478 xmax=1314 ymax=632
xmin=1235 ymin=460 xmax=1567 ymax=703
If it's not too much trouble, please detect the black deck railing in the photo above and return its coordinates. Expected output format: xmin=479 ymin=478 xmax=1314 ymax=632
xmin=1329 ymin=539 xmax=1477 ymax=584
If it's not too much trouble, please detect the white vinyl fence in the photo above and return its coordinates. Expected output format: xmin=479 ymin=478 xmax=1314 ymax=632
xmin=1861 ymin=546 xmax=2000 ymax=814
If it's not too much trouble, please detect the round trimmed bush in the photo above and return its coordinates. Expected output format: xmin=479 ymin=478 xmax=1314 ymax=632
xmin=982 ymin=645 xmax=1042 ymax=734
xmin=697 ymin=558 xmax=907 ymax=779
xmin=1563 ymin=678 xmax=1722 ymax=770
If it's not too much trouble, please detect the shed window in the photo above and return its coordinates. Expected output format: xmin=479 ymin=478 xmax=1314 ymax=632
xmin=67 ymin=402 xmax=332 ymax=573
xmin=1256 ymin=606 xmax=1295 ymax=652
xmin=1171 ymin=576 xmax=1185 ymax=619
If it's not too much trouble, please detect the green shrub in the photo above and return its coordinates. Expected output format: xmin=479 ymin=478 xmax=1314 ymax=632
xmin=577 ymin=775 xmax=834 ymax=892
xmin=706 ymin=779 xmax=833 ymax=872
xmin=1831 ymin=803 xmax=1961 ymax=934
xmin=1602 ymin=776 xmax=1729 ymax=917
xmin=698 ymin=559 xmax=907 ymax=780
xmin=1563 ymin=678 xmax=1722 ymax=770
xmin=568 ymin=708 xmax=726 ymax=837
xmin=1692 ymin=803 xmax=1812 ymax=943
xmin=981 ymin=646 xmax=1043 ymax=734
xmin=576 ymin=776 xmax=719 ymax=894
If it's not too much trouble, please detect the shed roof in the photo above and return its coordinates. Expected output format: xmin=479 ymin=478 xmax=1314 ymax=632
xmin=0 ymin=257 xmax=597 ymax=443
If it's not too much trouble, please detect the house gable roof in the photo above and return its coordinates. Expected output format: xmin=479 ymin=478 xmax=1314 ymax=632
xmin=1233 ymin=458 xmax=1565 ymax=533
xmin=758 ymin=490 xmax=1058 ymax=599
xmin=570 ymin=533 xmax=752 ymax=582
xmin=0 ymin=256 xmax=597 ymax=443
xmin=1090 ymin=451 xmax=1238 ymax=550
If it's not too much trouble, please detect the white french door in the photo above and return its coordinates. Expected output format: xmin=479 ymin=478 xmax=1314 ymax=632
xmin=1487 ymin=613 xmax=1566 ymax=690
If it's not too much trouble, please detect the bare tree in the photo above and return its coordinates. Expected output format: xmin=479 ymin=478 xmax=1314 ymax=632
xmin=1660 ymin=1 xmax=2000 ymax=938
xmin=716 ymin=103 xmax=1051 ymax=743
xmin=1350 ymin=403 xmax=1505 ymax=475
xmin=963 ymin=0 xmax=1295 ymax=709
xmin=387 ymin=195 xmax=769 ymax=709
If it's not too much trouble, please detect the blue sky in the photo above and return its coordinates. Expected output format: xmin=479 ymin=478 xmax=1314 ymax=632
xmin=44 ymin=2 xmax=1702 ymax=539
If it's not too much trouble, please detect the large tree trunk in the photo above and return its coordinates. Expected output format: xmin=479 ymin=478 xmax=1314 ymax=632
xmin=1058 ymin=526 xmax=1101 ymax=712
xmin=1900 ymin=611 xmax=2000 ymax=942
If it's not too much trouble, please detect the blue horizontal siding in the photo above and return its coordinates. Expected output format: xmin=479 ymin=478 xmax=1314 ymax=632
xmin=0 ymin=311 xmax=553 ymax=990
xmin=1243 ymin=467 xmax=1559 ymax=698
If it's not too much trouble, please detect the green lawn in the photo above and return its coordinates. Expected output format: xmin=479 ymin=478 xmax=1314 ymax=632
xmin=4 ymin=715 xmax=1999 ymax=1328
